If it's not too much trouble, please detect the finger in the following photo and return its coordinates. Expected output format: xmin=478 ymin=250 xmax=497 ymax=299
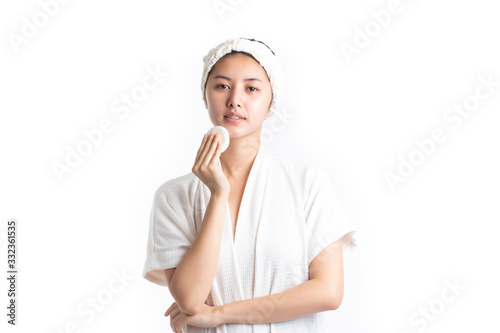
xmin=195 ymin=134 xmax=208 ymax=163
xmin=168 ymin=307 xmax=180 ymax=331
xmin=172 ymin=312 xmax=184 ymax=333
xmin=199 ymin=132 xmax=217 ymax=166
xmin=209 ymin=137 xmax=222 ymax=166
xmin=169 ymin=308 xmax=180 ymax=332
xmin=201 ymin=132 xmax=217 ymax=167
xmin=175 ymin=320 xmax=185 ymax=333
xmin=169 ymin=307 xmax=180 ymax=318
xmin=164 ymin=302 xmax=177 ymax=317
xmin=202 ymin=133 xmax=220 ymax=167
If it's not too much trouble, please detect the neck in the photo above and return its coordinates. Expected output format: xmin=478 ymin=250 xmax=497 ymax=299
xmin=220 ymin=132 xmax=260 ymax=179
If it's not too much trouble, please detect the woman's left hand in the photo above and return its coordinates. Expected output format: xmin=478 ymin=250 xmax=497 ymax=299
xmin=165 ymin=302 xmax=221 ymax=332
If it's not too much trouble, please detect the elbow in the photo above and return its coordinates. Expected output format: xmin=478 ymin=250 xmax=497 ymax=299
xmin=177 ymin=300 xmax=202 ymax=316
xmin=324 ymin=286 xmax=344 ymax=311
xmin=169 ymin=281 xmax=204 ymax=315
xmin=170 ymin=289 xmax=204 ymax=315
xmin=327 ymin=295 xmax=343 ymax=311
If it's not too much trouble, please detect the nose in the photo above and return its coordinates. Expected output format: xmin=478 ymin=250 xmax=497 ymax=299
xmin=228 ymin=87 xmax=242 ymax=108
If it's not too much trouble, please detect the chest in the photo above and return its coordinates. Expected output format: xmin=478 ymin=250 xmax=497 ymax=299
xmin=203 ymin=167 xmax=311 ymax=301
xmin=227 ymin=179 xmax=246 ymax=240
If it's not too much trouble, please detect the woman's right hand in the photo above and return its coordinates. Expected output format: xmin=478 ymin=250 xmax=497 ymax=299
xmin=192 ymin=132 xmax=230 ymax=195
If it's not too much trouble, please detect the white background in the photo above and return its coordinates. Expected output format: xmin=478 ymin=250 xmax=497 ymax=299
xmin=1 ymin=0 xmax=499 ymax=332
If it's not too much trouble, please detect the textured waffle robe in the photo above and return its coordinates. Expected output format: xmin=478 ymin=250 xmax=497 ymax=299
xmin=142 ymin=144 xmax=356 ymax=332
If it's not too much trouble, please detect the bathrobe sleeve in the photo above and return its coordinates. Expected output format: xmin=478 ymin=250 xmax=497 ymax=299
xmin=142 ymin=183 xmax=195 ymax=286
xmin=303 ymin=166 xmax=356 ymax=266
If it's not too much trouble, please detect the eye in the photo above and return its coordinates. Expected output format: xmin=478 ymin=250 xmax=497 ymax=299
xmin=248 ymin=87 xmax=258 ymax=92
xmin=216 ymin=84 xmax=229 ymax=89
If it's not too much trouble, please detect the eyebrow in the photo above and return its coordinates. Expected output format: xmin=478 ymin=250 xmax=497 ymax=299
xmin=213 ymin=75 xmax=262 ymax=82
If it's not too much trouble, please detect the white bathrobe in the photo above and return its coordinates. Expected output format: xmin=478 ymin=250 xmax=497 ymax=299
xmin=142 ymin=144 xmax=356 ymax=332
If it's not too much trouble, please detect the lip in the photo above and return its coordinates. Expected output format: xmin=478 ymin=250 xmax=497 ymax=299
xmin=224 ymin=112 xmax=245 ymax=119
xmin=224 ymin=116 xmax=245 ymax=123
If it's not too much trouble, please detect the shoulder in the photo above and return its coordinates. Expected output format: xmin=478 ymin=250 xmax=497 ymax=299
xmin=153 ymin=172 xmax=203 ymax=204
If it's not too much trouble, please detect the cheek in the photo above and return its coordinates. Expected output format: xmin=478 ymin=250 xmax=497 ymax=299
xmin=206 ymin=93 xmax=222 ymax=109
xmin=256 ymin=90 xmax=273 ymax=108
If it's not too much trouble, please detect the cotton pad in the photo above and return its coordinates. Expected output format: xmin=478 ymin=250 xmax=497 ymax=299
xmin=206 ymin=126 xmax=230 ymax=152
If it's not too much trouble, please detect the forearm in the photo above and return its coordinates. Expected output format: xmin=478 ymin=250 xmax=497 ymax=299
xmin=170 ymin=190 xmax=228 ymax=314
xmin=216 ymin=279 xmax=337 ymax=325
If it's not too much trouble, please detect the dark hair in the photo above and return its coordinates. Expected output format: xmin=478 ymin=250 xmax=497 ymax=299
xmin=221 ymin=50 xmax=258 ymax=62
xmin=239 ymin=37 xmax=276 ymax=56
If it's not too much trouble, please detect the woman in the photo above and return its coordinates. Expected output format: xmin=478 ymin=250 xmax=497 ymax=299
xmin=142 ymin=37 xmax=356 ymax=332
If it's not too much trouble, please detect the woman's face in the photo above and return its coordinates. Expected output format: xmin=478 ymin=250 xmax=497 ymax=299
xmin=205 ymin=53 xmax=273 ymax=139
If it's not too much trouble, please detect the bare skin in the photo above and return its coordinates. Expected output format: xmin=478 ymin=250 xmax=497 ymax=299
xmin=163 ymin=53 xmax=346 ymax=332
xmin=225 ymin=157 xmax=254 ymax=242
xmin=207 ymin=52 xmax=273 ymax=242
xmin=163 ymin=52 xmax=273 ymax=332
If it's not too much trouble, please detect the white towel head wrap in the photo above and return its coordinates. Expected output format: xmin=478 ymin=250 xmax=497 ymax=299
xmin=201 ymin=37 xmax=283 ymax=119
